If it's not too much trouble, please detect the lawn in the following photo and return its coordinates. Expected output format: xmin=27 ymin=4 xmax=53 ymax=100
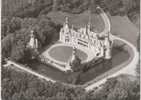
xmin=110 ymin=15 xmax=139 ymax=47
xmin=48 ymin=45 xmax=88 ymax=63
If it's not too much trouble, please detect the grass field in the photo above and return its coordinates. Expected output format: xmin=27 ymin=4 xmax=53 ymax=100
xmin=110 ymin=15 xmax=139 ymax=47
xmin=48 ymin=45 xmax=88 ymax=63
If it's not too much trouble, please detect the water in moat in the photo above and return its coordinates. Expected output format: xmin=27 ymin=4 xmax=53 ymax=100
xmin=28 ymin=44 xmax=130 ymax=85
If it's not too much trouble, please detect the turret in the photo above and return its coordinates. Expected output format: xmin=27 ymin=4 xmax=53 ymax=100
xmin=60 ymin=17 xmax=68 ymax=41
xmin=71 ymin=24 xmax=74 ymax=34
xmin=27 ymin=30 xmax=38 ymax=51
xmin=87 ymin=10 xmax=91 ymax=33
xmin=104 ymin=34 xmax=112 ymax=59
xmin=70 ymin=46 xmax=77 ymax=65
xmin=71 ymin=24 xmax=74 ymax=30
xmin=64 ymin=17 xmax=69 ymax=29
xmin=65 ymin=16 xmax=68 ymax=24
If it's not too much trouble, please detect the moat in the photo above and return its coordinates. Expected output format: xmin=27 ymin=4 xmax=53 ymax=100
xmin=28 ymin=41 xmax=130 ymax=85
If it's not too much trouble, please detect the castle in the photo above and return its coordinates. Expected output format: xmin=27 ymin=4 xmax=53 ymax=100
xmin=59 ymin=17 xmax=113 ymax=60
xmin=27 ymin=7 xmax=113 ymax=71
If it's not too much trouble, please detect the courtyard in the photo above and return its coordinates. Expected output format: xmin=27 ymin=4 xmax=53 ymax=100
xmin=41 ymin=43 xmax=95 ymax=66
xmin=48 ymin=45 xmax=87 ymax=63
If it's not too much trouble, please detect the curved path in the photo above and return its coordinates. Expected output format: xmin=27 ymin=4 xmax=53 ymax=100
xmin=85 ymin=35 xmax=139 ymax=91
xmin=5 ymin=60 xmax=56 ymax=83
xmin=85 ymin=7 xmax=139 ymax=91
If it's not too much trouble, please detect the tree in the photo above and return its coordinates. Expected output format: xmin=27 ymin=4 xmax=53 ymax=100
xmin=90 ymin=0 xmax=97 ymax=13
xmin=14 ymin=0 xmax=53 ymax=18
xmin=9 ymin=29 xmax=29 ymax=62
xmin=2 ymin=34 xmax=15 ymax=58
xmin=95 ymin=74 xmax=140 ymax=100
xmin=136 ymin=63 xmax=140 ymax=79
xmin=1 ymin=17 xmax=12 ymax=38
xmin=137 ymin=35 xmax=140 ymax=51
xmin=107 ymin=87 xmax=128 ymax=100
xmin=52 ymin=0 xmax=61 ymax=11
xmin=71 ymin=56 xmax=82 ymax=72
xmin=2 ymin=15 xmax=60 ymax=63
xmin=1 ymin=17 xmax=22 ymax=38
xmin=10 ymin=43 xmax=25 ymax=61
xmin=136 ymin=35 xmax=140 ymax=79
xmin=2 ymin=66 xmax=96 ymax=100
xmin=9 ymin=17 xmax=22 ymax=33
xmin=103 ymin=0 xmax=136 ymax=16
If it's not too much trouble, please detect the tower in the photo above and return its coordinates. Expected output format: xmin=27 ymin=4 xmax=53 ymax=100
xmin=59 ymin=17 xmax=69 ymax=42
xmin=71 ymin=25 xmax=75 ymax=45
xmin=104 ymin=33 xmax=112 ymax=59
xmin=28 ymin=30 xmax=38 ymax=51
xmin=87 ymin=10 xmax=91 ymax=33
xmin=64 ymin=16 xmax=69 ymax=30
xmin=87 ymin=10 xmax=92 ymax=49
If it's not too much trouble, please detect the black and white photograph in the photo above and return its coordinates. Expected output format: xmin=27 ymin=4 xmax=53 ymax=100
xmin=1 ymin=0 xmax=140 ymax=100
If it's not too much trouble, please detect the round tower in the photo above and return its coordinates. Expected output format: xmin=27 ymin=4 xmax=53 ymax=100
xmin=64 ymin=17 xmax=69 ymax=30
xmin=104 ymin=33 xmax=112 ymax=59
xmin=28 ymin=30 xmax=38 ymax=51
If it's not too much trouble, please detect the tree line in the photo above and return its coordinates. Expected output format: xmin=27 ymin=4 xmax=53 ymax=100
xmin=2 ymin=0 xmax=140 ymax=17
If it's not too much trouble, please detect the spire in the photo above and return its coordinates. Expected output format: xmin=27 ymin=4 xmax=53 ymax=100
xmin=104 ymin=37 xmax=112 ymax=59
xmin=30 ymin=30 xmax=34 ymax=38
xmin=63 ymin=16 xmax=69 ymax=30
xmin=71 ymin=24 xmax=74 ymax=35
xmin=88 ymin=9 xmax=91 ymax=30
xmin=28 ymin=30 xmax=38 ymax=51
xmin=65 ymin=16 xmax=69 ymax=24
